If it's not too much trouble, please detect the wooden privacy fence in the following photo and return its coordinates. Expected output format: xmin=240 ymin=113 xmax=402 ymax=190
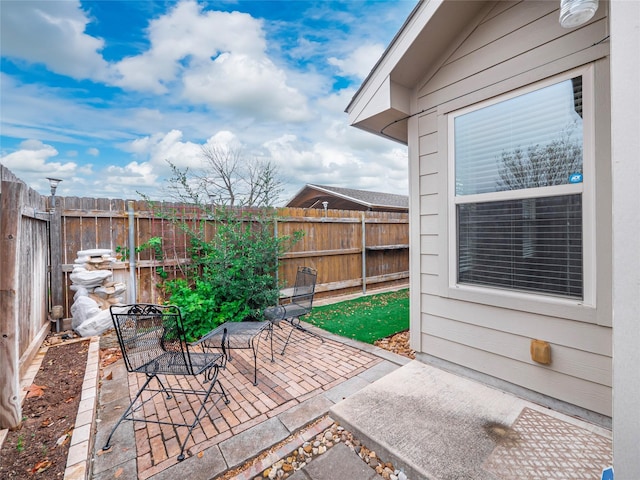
xmin=56 ymin=199 xmax=409 ymax=316
xmin=0 ymin=167 xmax=408 ymax=429
xmin=0 ymin=166 xmax=50 ymax=428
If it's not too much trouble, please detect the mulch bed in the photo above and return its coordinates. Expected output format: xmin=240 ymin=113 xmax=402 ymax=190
xmin=0 ymin=338 xmax=89 ymax=479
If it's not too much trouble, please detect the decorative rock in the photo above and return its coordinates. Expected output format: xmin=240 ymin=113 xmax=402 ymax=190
xmin=69 ymin=269 xmax=112 ymax=287
xmin=69 ymin=249 xmax=125 ymax=337
xmin=74 ymin=308 xmax=112 ymax=337
xmin=259 ymin=421 xmax=406 ymax=480
xmin=77 ymin=248 xmax=113 ymax=257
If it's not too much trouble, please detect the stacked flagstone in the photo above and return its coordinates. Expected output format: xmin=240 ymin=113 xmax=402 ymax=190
xmin=70 ymin=248 xmax=126 ymax=337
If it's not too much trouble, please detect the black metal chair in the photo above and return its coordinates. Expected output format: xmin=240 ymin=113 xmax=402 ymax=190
xmin=102 ymin=304 xmax=229 ymax=462
xmin=264 ymin=266 xmax=321 ymax=354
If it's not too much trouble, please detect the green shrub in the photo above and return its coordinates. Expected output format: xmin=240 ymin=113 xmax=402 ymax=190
xmin=160 ymin=207 xmax=302 ymax=340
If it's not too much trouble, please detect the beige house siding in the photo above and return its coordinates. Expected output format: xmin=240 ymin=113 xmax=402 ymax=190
xmin=413 ymin=1 xmax=612 ymax=416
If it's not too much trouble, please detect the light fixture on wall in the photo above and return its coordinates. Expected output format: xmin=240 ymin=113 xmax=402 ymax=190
xmin=559 ymin=0 xmax=599 ymax=28
xmin=322 ymin=201 xmax=328 ymax=218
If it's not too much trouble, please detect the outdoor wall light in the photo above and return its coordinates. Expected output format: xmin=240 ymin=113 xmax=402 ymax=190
xmin=322 ymin=201 xmax=328 ymax=217
xmin=46 ymin=177 xmax=62 ymax=212
xmin=46 ymin=177 xmax=63 ymax=196
xmin=559 ymin=0 xmax=599 ymax=28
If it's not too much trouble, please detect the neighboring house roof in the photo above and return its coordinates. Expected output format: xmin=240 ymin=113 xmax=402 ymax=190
xmin=285 ymin=184 xmax=408 ymax=212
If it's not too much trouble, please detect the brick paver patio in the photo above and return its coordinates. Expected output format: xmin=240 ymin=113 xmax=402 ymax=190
xmin=120 ymin=327 xmax=382 ymax=480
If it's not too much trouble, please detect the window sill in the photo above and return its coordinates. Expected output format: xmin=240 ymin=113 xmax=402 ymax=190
xmin=447 ymin=283 xmax=599 ymax=324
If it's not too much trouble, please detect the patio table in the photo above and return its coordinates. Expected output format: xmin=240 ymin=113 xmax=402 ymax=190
xmin=198 ymin=320 xmax=273 ymax=385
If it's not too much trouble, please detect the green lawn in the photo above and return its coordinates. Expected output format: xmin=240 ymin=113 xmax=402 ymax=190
xmin=305 ymin=288 xmax=409 ymax=344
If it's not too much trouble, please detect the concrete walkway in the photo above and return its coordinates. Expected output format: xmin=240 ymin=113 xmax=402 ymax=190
xmin=331 ymin=360 xmax=613 ymax=480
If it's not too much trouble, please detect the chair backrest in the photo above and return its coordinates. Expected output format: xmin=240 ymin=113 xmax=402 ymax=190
xmin=291 ymin=266 xmax=318 ymax=312
xmin=109 ymin=304 xmax=191 ymax=373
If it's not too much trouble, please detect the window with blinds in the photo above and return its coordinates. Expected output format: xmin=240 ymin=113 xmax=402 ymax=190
xmin=452 ymin=76 xmax=584 ymax=299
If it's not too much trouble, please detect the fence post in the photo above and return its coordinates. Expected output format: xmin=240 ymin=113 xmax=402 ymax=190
xmin=49 ymin=196 xmax=63 ymax=313
xmin=361 ymin=213 xmax=367 ymax=294
xmin=128 ymin=201 xmax=136 ymax=303
xmin=274 ymin=218 xmax=279 ymax=287
xmin=0 ymin=181 xmax=23 ymax=429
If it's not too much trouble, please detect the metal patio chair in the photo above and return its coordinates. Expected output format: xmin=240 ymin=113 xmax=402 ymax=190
xmin=102 ymin=304 xmax=229 ymax=462
xmin=264 ymin=266 xmax=322 ymax=354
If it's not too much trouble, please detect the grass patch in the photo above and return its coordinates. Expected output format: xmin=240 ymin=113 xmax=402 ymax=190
xmin=305 ymin=288 xmax=409 ymax=344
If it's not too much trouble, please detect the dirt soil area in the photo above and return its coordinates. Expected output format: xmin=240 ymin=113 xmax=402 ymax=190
xmin=0 ymin=338 xmax=89 ymax=479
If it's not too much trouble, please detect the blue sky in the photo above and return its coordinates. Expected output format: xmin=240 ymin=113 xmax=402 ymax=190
xmin=1 ymin=0 xmax=415 ymax=203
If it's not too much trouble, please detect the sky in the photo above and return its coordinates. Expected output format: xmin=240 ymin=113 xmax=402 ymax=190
xmin=0 ymin=0 xmax=416 ymax=204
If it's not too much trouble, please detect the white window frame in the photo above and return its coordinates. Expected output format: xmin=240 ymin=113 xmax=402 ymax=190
xmin=447 ymin=66 xmax=596 ymax=310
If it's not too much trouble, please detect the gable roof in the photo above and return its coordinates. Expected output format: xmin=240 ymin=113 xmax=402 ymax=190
xmin=285 ymin=184 xmax=408 ymax=212
xmin=345 ymin=0 xmax=489 ymax=144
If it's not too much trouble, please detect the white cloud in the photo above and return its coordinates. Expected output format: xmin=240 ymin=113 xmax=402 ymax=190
xmin=87 ymin=148 xmax=99 ymax=157
xmin=104 ymin=162 xmax=159 ymax=187
xmin=112 ymin=0 xmax=310 ymax=121
xmin=0 ymin=1 xmax=109 ymax=81
xmin=182 ymin=53 xmax=310 ymax=122
xmin=0 ymin=140 xmax=82 ymax=193
xmin=123 ymin=129 xmax=244 ymax=174
xmin=328 ymin=43 xmax=386 ymax=80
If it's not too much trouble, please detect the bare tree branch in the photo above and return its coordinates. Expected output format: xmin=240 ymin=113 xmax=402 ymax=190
xmin=162 ymin=145 xmax=285 ymax=207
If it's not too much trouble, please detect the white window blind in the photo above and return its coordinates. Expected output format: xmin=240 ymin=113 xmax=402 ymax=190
xmin=453 ymin=76 xmax=584 ymax=299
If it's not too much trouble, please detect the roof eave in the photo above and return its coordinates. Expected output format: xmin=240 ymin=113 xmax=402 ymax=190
xmin=346 ymin=0 xmax=490 ymax=143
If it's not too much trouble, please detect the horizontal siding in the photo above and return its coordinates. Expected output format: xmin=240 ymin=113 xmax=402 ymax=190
xmin=421 ymin=314 xmax=611 ymax=387
xmin=421 ymin=273 xmax=440 ymax=295
xmin=420 ymin=234 xmax=438 ymax=255
xmin=419 ymin=153 xmax=438 ymax=176
xmin=423 ymin=294 xmax=611 ymax=356
xmin=418 ymin=131 xmax=438 ymax=154
xmin=413 ymin=0 xmax=612 ymax=415
xmin=446 ymin=1 xmax=558 ymax=65
xmin=419 ymin=194 xmax=439 ymax=215
xmin=420 ymin=215 xmax=438 ymax=235
xmin=419 ymin=18 xmax=608 ymax=112
xmin=421 ymin=254 xmax=439 ymax=275
xmin=421 ymin=333 xmax=612 ymax=416
xmin=419 ymin=172 xmax=438 ymax=194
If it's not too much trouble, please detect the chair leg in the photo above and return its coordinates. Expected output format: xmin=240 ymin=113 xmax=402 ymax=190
xmin=250 ymin=339 xmax=259 ymax=386
xmin=280 ymin=317 xmax=325 ymax=355
xmin=103 ymin=374 xmax=156 ymax=451
xmin=269 ymin=323 xmax=275 ymax=363
xmin=104 ymin=369 xmax=230 ymax=462
xmin=177 ymin=365 xmax=228 ymax=461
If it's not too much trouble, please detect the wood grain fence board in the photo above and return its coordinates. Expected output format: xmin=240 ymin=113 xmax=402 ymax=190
xmin=0 ymin=181 xmax=23 ymax=428
xmin=0 ymin=178 xmax=50 ymax=429
xmin=55 ymin=200 xmax=408 ymax=310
